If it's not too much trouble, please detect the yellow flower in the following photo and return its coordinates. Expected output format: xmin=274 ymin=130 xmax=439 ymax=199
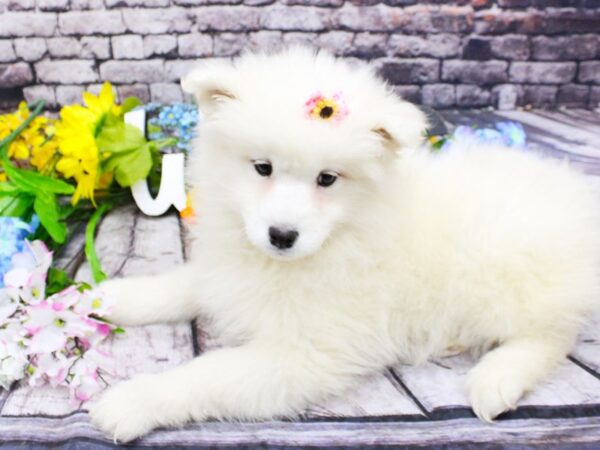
xmin=0 ymin=102 xmax=56 ymax=164
xmin=55 ymin=82 xmax=120 ymax=205
xmin=83 ymin=82 xmax=121 ymax=119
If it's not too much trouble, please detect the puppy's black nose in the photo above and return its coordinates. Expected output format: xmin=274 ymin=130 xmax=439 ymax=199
xmin=269 ymin=226 xmax=299 ymax=250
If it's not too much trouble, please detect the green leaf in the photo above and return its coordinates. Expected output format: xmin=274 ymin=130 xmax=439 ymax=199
xmin=0 ymin=182 xmax=20 ymax=194
xmin=33 ymin=193 xmax=67 ymax=243
xmin=104 ymin=143 xmax=153 ymax=188
xmin=96 ymin=122 xmax=146 ymax=155
xmin=120 ymin=97 xmax=142 ymax=114
xmin=0 ymin=193 xmax=33 ymax=217
xmin=3 ymin=159 xmax=75 ymax=195
xmin=85 ymin=203 xmax=110 ymax=284
xmin=46 ymin=268 xmax=76 ymax=296
xmin=113 ymin=327 xmax=125 ymax=334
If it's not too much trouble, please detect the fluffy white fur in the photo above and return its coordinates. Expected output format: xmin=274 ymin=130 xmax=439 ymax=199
xmin=89 ymin=48 xmax=600 ymax=442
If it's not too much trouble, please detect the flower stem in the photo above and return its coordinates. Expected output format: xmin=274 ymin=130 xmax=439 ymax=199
xmin=0 ymin=100 xmax=46 ymax=156
xmin=85 ymin=203 xmax=111 ymax=284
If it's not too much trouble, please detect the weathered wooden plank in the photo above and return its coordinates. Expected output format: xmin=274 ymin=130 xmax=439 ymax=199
xmin=571 ymin=312 xmax=600 ymax=377
xmin=4 ymin=412 xmax=600 ymax=447
xmin=305 ymin=370 xmax=424 ymax=418
xmin=52 ymin=223 xmax=86 ymax=276
xmin=394 ymin=352 xmax=600 ymax=415
xmin=2 ymin=206 xmax=195 ymax=416
xmin=534 ymin=110 xmax=600 ymax=135
xmin=493 ymin=110 xmax=600 ymax=160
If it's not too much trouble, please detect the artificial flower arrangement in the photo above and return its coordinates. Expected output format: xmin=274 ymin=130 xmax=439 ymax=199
xmin=0 ymin=84 xmax=197 ymax=401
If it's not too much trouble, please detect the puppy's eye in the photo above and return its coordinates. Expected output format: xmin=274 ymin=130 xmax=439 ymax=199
xmin=317 ymin=171 xmax=338 ymax=188
xmin=253 ymin=160 xmax=272 ymax=177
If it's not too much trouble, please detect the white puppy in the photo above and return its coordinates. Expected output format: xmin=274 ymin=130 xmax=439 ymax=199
xmin=90 ymin=48 xmax=600 ymax=441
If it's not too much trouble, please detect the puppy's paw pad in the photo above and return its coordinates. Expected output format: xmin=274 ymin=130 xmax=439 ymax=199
xmin=89 ymin=376 xmax=157 ymax=442
xmin=467 ymin=366 xmax=524 ymax=422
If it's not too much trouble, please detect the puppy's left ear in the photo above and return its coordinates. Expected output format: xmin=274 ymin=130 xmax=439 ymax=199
xmin=181 ymin=60 xmax=239 ymax=118
xmin=371 ymin=98 xmax=429 ymax=152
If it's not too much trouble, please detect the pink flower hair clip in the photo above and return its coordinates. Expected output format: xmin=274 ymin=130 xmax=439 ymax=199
xmin=304 ymin=92 xmax=349 ymax=122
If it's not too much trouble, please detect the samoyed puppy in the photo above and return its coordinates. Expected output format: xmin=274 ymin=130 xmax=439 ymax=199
xmin=90 ymin=48 xmax=600 ymax=441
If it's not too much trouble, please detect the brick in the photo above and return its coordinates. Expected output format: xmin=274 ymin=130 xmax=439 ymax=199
xmin=81 ymin=37 xmax=111 ymax=59
xmin=0 ymin=62 xmax=33 ymax=87
xmin=490 ymin=35 xmax=530 ymax=61
xmin=462 ymin=37 xmax=492 ymax=60
xmin=456 ymin=85 xmax=491 ymax=107
xmin=579 ymin=62 xmax=600 ymax=84
xmin=122 ymin=8 xmax=193 ymax=34
xmin=0 ymin=13 xmax=57 ymax=37
xmin=282 ymin=32 xmax=318 ymax=46
xmin=521 ymin=85 xmax=557 ymax=108
xmin=464 ymin=35 xmax=530 ymax=61
xmin=56 ymin=85 xmax=85 ymax=106
xmin=532 ymin=35 xmax=598 ymax=61
xmin=557 ymin=84 xmax=590 ymax=108
xmin=377 ymin=59 xmax=439 ymax=84
xmin=100 ymin=60 xmax=164 ymax=83
xmin=36 ymin=60 xmax=98 ymax=84
xmin=405 ymin=5 xmax=473 ymax=33
xmin=144 ymin=35 xmax=178 ymax=58
xmin=390 ymin=34 xmax=460 ymax=58
xmin=422 ymin=84 xmax=455 ymax=108
xmin=492 ymin=84 xmax=521 ymax=110
xmin=165 ymin=59 xmax=197 ymax=82
xmin=509 ymin=62 xmax=576 ymax=84
xmin=195 ymin=6 xmax=261 ymax=31
xmin=23 ymin=85 xmax=57 ymax=109
xmin=260 ymin=5 xmax=332 ymax=31
xmin=315 ymin=31 xmax=354 ymax=56
xmin=178 ymin=34 xmax=213 ymax=57
xmin=392 ymin=85 xmax=421 ymax=104
xmin=474 ymin=10 xmax=543 ymax=34
xmin=0 ymin=40 xmax=16 ymax=62
xmin=37 ymin=0 xmax=69 ymax=10
xmin=112 ymin=35 xmax=145 ymax=60
xmin=13 ymin=38 xmax=47 ymax=62
xmin=213 ymin=33 xmax=248 ymax=57
xmin=350 ymin=33 xmax=388 ymax=59
xmin=106 ymin=0 xmax=169 ymax=6
xmin=47 ymin=37 xmax=81 ymax=58
xmin=70 ymin=0 xmax=104 ymax=9
xmin=117 ymin=84 xmax=150 ymax=103
xmin=336 ymin=4 xmax=404 ymax=31
xmin=59 ymin=11 xmax=126 ymax=35
xmin=150 ymin=83 xmax=184 ymax=103
xmin=247 ymin=31 xmax=283 ymax=52
xmin=442 ymin=60 xmax=508 ymax=85
xmin=543 ymin=9 xmax=600 ymax=34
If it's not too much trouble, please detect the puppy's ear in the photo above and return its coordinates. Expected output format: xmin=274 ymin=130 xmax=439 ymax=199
xmin=371 ymin=98 xmax=429 ymax=152
xmin=181 ymin=61 xmax=238 ymax=118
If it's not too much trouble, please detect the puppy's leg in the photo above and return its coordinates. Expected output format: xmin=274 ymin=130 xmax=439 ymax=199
xmin=90 ymin=342 xmax=360 ymax=442
xmin=467 ymin=335 xmax=572 ymax=421
xmin=101 ymin=264 xmax=198 ymax=326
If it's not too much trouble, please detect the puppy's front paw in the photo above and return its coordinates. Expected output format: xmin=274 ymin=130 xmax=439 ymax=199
xmin=467 ymin=363 xmax=525 ymax=422
xmin=89 ymin=375 xmax=159 ymax=443
xmin=100 ymin=278 xmax=146 ymax=326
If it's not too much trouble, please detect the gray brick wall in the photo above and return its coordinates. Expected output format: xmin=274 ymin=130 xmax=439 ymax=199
xmin=0 ymin=0 xmax=599 ymax=110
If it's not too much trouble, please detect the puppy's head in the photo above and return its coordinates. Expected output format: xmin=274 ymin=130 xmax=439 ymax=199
xmin=182 ymin=48 xmax=427 ymax=261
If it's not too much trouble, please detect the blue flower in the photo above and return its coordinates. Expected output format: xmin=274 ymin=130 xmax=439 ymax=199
xmin=147 ymin=103 xmax=200 ymax=153
xmin=0 ymin=216 xmax=39 ymax=288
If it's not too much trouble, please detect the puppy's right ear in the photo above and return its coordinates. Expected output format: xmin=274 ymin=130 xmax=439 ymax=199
xmin=181 ymin=61 xmax=238 ymax=118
